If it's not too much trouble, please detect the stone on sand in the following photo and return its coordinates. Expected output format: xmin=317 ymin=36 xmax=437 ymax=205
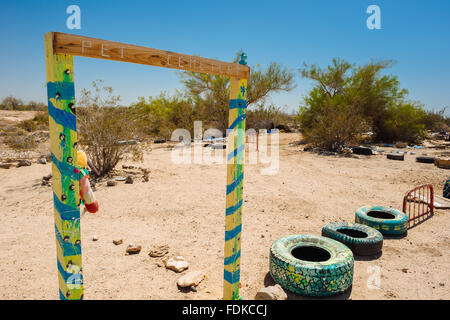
xmin=255 ymin=284 xmax=287 ymax=300
xmin=148 ymin=244 xmax=169 ymax=257
xmin=177 ymin=270 xmax=205 ymax=288
xmin=165 ymin=256 xmax=189 ymax=272
xmin=126 ymin=244 xmax=142 ymax=255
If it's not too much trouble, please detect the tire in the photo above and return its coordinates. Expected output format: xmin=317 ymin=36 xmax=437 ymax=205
xmin=387 ymin=154 xmax=404 ymax=161
xmin=355 ymin=206 xmax=408 ymax=236
xmin=416 ymin=156 xmax=435 ymax=164
xmin=443 ymin=178 xmax=450 ymax=199
xmin=352 ymin=147 xmax=373 ymax=156
xmin=269 ymin=234 xmax=354 ymax=297
xmin=321 ymin=222 xmax=383 ymax=256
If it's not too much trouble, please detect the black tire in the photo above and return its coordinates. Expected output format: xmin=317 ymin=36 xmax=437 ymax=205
xmin=416 ymin=156 xmax=435 ymax=164
xmin=269 ymin=234 xmax=353 ymax=297
xmin=387 ymin=154 xmax=404 ymax=161
xmin=352 ymin=147 xmax=373 ymax=156
xmin=355 ymin=206 xmax=408 ymax=236
xmin=321 ymin=222 xmax=383 ymax=256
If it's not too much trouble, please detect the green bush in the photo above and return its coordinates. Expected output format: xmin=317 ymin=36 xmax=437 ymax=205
xmin=77 ymin=81 xmax=144 ymax=178
xmin=298 ymin=58 xmax=427 ymax=149
xmin=247 ymin=104 xmax=290 ymax=131
xmin=131 ymin=92 xmax=195 ymax=139
xmin=422 ymin=107 xmax=449 ymax=132
xmin=298 ymin=96 xmax=370 ymax=151
xmin=384 ymin=103 xmax=426 ymax=142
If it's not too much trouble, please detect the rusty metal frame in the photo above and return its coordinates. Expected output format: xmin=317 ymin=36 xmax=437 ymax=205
xmin=402 ymin=184 xmax=434 ymax=228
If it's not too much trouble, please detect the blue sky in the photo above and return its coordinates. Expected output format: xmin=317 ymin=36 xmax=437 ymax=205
xmin=0 ymin=0 xmax=449 ymax=114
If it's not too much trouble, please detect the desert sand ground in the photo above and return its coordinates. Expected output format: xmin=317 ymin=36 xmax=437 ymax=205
xmin=0 ymin=131 xmax=449 ymax=300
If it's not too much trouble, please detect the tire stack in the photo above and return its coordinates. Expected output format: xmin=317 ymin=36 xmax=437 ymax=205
xmin=268 ymin=205 xmax=408 ymax=297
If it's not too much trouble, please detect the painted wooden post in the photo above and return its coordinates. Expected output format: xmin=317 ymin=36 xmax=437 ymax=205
xmin=223 ymin=71 xmax=248 ymax=300
xmin=45 ymin=33 xmax=83 ymax=300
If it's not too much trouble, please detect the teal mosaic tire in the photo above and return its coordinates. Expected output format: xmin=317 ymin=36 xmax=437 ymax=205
xmin=443 ymin=177 xmax=450 ymax=199
xmin=355 ymin=206 xmax=408 ymax=236
xmin=321 ymin=222 xmax=383 ymax=256
xmin=269 ymin=234 xmax=354 ymax=297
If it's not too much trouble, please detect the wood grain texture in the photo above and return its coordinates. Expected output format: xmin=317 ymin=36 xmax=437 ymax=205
xmin=48 ymin=32 xmax=250 ymax=79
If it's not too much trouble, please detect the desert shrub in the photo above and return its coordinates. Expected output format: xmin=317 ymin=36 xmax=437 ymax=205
xmin=1 ymin=96 xmax=24 ymax=110
xmin=383 ymin=103 xmax=426 ymax=142
xmin=298 ymin=95 xmax=370 ymax=151
xmin=131 ymin=92 xmax=195 ymax=139
xmin=77 ymin=81 xmax=144 ymax=178
xmin=17 ymin=119 xmax=37 ymax=132
xmin=298 ymin=58 xmax=427 ymax=148
xmin=4 ymin=127 xmax=36 ymax=150
xmin=0 ymin=98 xmax=46 ymax=111
xmin=422 ymin=107 xmax=449 ymax=132
xmin=28 ymin=101 xmax=47 ymax=111
xmin=33 ymin=111 xmax=48 ymax=125
xmin=181 ymin=58 xmax=295 ymax=132
xmin=247 ymin=104 xmax=290 ymax=131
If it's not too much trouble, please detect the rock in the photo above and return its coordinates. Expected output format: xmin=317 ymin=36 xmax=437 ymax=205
xmin=37 ymin=158 xmax=47 ymax=165
xmin=113 ymin=239 xmax=123 ymax=245
xmin=42 ymin=174 xmax=52 ymax=186
xmin=177 ymin=270 xmax=205 ymax=288
xmin=142 ymin=174 xmax=149 ymax=182
xmin=401 ymin=268 xmax=408 ymax=273
xmin=92 ymin=235 xmax=99 ymax=241
xmin=0 ymin=163 xmax=12 ymax=169
xmin=166 ymin=256 xmax=189 ymax=273
xmin=255 ymin=285 xmax=287 ymax=300
xmin=125 ymin=176 xmax=134 ymax=184
xmin=126 ymin=244 xmax=142 ymax=255
xmin=148 ymin=244 xmax=169 ymax=257
xmin=107 ymin=180 xmax=117 ymax=187
xmin=17 ymin=159 xmax=32 ymax=167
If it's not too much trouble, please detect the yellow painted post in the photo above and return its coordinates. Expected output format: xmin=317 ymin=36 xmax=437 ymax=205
xmin=45 ymin=33 xmax=83 ymax=300
xmin=223 ymin=70 xmax=248 ymax=300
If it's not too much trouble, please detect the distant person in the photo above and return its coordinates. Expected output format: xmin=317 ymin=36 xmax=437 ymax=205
xmin=77 ymin=150 xmax=99 ymax=213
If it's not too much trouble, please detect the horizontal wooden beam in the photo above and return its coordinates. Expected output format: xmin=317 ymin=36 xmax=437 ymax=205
xmin=48 ymin=32 xmax=250 ymax=79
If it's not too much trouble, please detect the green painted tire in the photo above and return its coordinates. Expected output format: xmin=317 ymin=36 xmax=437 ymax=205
xmin=355 ymin=206 xmax=408 ymax=236
xmin=269 ymin=234 xmax=354 ymax=297
xmin=321 ymin=222 xmax=383 ymax=256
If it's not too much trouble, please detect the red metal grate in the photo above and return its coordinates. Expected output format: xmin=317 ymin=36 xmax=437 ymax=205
xmin=402 ymin=184 xmax=434 ymax=228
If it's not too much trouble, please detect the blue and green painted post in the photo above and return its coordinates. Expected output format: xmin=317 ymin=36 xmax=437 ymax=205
xmin=45 ymin=32 xmax=83 ymax=300
xmin=223 ymin=56 xmax=248 ymax=300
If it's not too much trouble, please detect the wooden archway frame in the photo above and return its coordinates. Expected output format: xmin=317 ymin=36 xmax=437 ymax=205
xmin=44 ymin=32 xmax=249 ymax=300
